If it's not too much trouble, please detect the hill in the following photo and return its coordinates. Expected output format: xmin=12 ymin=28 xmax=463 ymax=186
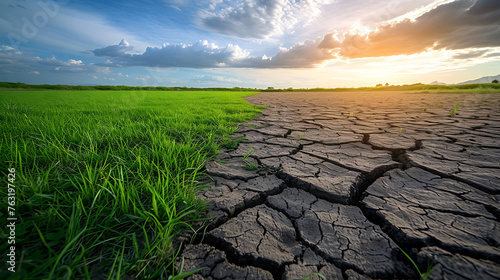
xmin=456 ymin=74 xmax=500 ymax=85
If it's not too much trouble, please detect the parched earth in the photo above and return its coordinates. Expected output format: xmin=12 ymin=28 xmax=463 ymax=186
xmin=176 ymin=91 xmax=500 ymax=280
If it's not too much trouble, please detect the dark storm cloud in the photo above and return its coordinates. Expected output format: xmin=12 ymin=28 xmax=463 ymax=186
xmin=319 ymin=0 xmax=500 ymax=58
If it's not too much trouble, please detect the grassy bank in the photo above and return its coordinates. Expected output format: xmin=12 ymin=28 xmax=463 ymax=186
xmin=0 ymin=90 xmax=262 ymax=279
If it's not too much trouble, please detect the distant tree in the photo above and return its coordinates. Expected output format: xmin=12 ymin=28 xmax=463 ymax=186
xmin=267 ymin=86 xmax=275 ymax=90
xmin=385 ymin=83 xmax=389 ymax=86
xmin=492 ymin=79 xmax=499 ymax=84
xmin=376 ymin=84 xmax=383 ymax=87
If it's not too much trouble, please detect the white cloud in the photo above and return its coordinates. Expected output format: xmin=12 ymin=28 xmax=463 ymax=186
xmin=198 ymin=0 xmax=334 ymax=39
xmin=0 ymin=45 xmax=22 ymax=55
xmin=93 ymin=40 xmax=250 ymax=68
xmin=235 ymin=38 xmax=336 ymax=68
xmin=0 ymin=45 xmax=15 ymax=51
xmin=192 ymin=74 xmax=242 ymax=83
xmin=161 ymin=0 xmax=187 ymax=10
xmin=93 ymin=38 xmax=338 ymax=69
xmin=92 ymin=39 xmax=133 ymax=57
xmin=0 ymin=45 xmax=105 ymax=74
xmin=68 ymin=59 xmax=83 ymax=65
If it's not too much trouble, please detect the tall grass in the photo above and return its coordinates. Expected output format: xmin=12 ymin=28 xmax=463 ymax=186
xmin=0 ymin=90 xmax=261 ymax=279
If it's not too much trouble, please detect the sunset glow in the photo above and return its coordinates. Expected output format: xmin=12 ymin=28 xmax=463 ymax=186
xmin=0 ymin=0 xmax=499 ymax=87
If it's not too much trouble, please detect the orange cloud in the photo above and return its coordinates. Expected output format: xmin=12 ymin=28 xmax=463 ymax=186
xmin=320 ymin=0 xmax=500 ymax=58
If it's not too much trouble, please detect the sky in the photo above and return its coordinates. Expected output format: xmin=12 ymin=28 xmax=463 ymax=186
xmin=0 ymin=0 xmax=499 ymax=88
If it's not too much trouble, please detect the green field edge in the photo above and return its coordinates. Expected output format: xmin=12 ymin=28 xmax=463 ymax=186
xmin=2 ymin=81 xmax=500 ymax=93
xmin=0 ymin=90 xmax=264 ymax=280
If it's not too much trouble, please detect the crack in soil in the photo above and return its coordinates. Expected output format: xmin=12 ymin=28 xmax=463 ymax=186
xmin=176 ymin=91 xmax=500 ymax=280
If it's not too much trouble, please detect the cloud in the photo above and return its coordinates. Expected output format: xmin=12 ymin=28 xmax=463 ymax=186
xmin=236 ymin=38 xmax=336 ymax=68
xmin=452 ymin=49 xmax=488 ymax=59
xmin=317 ymin=32 xmax=341 ymax=49
xmin=38 ymin=57 xmax=84 ymax=67
xmin=0 ymin=46 xmax=100 ymax=74
xmin=0 ymin=45 xmax=22 ymax=55
xmin=485 ymin=52 xmax=500 ymax=58
xmin=0 ymin=45 xmax=15 ymax=51
xmin=192 ymin=74 xmax=242 ymax=83
xmin=93 ymin=40 xmax=249 ymax=68
xmin=92 ymin=39 xmax=133 ymax=57
xmin=162 ymin=0 xmax=188 ymax=5
xmin=0 ymin=1 xmax=143 ymax=52
xmin=93 ymin=0 xmax=500 ymax=70
xmin=93 ymin=38 xmax=336 ymax=69
xmin=319 ymin=0 xmax=500 ymax=58
xmin=199 ymin=0 xmax=333 ymax=39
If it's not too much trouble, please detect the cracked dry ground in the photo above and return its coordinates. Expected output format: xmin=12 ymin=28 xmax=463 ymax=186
xmin=176 ymin=91 xmax=500 ymax=280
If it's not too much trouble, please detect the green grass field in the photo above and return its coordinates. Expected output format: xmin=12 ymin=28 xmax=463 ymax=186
xmin=0 ymin=90 xmax=262 ymax=279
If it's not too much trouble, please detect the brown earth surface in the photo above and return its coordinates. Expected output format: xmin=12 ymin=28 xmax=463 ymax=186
xmin=177 ymin=91 xmax=500 ymax=280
